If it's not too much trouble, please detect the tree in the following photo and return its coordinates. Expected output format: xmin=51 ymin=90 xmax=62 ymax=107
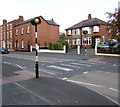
xmin=60 ymin=33 xmax=65 ymax=39
xmin=106 ymin=8 xmax=120 ymax=40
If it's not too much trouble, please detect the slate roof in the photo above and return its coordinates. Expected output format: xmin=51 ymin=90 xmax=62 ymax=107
xmin=14 ymin=16 xmax=59 ymax=27
xmin=66 ymin=18 xmax=106 ymax=30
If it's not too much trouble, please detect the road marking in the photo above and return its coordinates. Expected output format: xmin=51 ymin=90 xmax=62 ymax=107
xmin=97 ymin=92 xmax=120 ymax=105
xmin=83 ymin=71 xmax=89 ymax=74
xmin=62 ymin=77 xmax=68 ymax=80
xmin=3 ymin=62 xmax=12 ymax=65
xmin=16 ymin=64 xmax=24 ymax=69
xmin=71 ymin=62 xmax=92 ymax=67
xmin=40 ymin=69 xmax=56 ymax=75
xmin=109 ymin=88 xmax=120 ymax=92
xmin=61 ymin=63 xmax=81 ymax=69
xmin=65 ymin=79 xmax=105 ymax=88
xmin=79 ymin=61 xmax=99 ymax=65
xmin=47 ymin=65 xmax=73 ymax=72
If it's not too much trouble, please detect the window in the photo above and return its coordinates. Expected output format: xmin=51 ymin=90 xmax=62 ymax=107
xmin=4 ymin=32 xmax=6 ymax=39
xmin=0 ymin=27 xmax=2 ymax=32
xmin=76 ymin=29 xmax=80 ymax=35
xmin=7 ymin=24 xmax=9 ymax=30
xmin=72 ymin=39 xmax=75 ymax=45
xmin=10 ymin=31 xmax=12 ymax=41
xmin=82 ymin=37 xmax=92 ymax=45
xmin=7 ymin=32 xmax=9 ymax=39
xmin=21 ymin=40 xmax=24 ymax=48
xmin=93 ymin=26 xmax=99 ymax=33
xmin=67 ymin=30 xmax=71 ymax=35
xmin=0 ymin=33 xmax=2 ymax=40
xmin=10 ymin=24 xmax=12 ymax=29
xmin=27 ymin=26 xmax=30 ymax=34
xmin=76 ymin=39 xmax=80 ymax=45
xmin=72 ymin=29 xmax=76 ymax=35
xmin=21 ymin=27 xmax=24 ymax=35
xmin=82 ymin=27 xmax=91 ymax=34
xmin=16 ymin=29 xmax=18 ymax=36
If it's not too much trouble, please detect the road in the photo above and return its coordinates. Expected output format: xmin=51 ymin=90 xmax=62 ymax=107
xmin=1 ymin=51 xmax=119 ymax=105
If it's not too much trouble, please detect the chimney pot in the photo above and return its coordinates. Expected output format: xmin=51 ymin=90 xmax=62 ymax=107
xmin=88 ymin=14 xmax=92 ymax=19
xmin=3 ymin=19 xmax=7 ymax=24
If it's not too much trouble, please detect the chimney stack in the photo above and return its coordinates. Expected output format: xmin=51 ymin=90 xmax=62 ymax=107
xmin=88 ymin=14 xmax=92 ymax=19
xmin=3 ymin=19 xmax=7 ymax=24
xmin=19 ymin=16 xmax=24 ymax=22
xmin=51 ymin=18 xmax=54 ymax=22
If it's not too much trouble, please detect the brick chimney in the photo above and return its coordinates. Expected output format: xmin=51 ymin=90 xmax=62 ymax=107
xmin=51 ymin=18 xmax=54 ymax=22
xmin=19 ymin=16 xmax=24 ymax=22
xmin=88 ymin=14 xmax=92 ymax=19
xmin=3 ymin=19 xmax=7 ymax=24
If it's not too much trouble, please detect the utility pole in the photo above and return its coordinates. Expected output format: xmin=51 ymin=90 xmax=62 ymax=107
xmin=31 ymin=17 xmax=41 ymax=78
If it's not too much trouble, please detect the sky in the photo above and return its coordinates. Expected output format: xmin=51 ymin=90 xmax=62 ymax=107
xmin=0 ymin=0 xmax=119 ymax=32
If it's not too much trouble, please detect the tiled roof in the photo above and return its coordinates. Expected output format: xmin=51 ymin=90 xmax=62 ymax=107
xmin=14 ymin=16 xmax=59 ymax=27
xmin=66 ymin=18 xmax=106 ymax=30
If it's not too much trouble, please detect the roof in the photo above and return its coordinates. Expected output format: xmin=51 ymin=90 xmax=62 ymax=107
xmin=66 ymin=18 xmax=106 ymax=30
xmin=14 ymin=16 xmax=59 ymax=27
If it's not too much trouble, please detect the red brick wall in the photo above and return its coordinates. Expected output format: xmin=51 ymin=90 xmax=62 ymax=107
xmin=14 ymin=17 xmax=60 ymax=51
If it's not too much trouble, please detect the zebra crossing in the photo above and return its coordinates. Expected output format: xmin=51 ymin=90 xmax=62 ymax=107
xmin=45 ymin=61 xmax=99 ymax=75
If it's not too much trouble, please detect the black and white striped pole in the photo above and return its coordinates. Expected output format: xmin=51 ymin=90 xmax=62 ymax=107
xmin=31 ymin=17 xmax=41 ymax=78
xmin=83 ymin=30 xmax=88 ymax=60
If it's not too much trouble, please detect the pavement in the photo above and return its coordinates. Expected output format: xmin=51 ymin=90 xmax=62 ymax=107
xmin=1 ymin=63 xmax=119 ymax=106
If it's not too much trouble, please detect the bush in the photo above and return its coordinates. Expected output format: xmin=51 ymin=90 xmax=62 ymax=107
xmin=48 ymin=41 xmax=69 ymax=50
xmin=44 ymin=41 xmax=47 ymax=47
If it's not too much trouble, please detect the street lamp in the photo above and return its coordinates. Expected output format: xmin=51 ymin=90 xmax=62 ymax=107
xmin=31 ymin=17 xmax=41 ymax=78
xmin=83 ymin=30 xmax=88 ymax=60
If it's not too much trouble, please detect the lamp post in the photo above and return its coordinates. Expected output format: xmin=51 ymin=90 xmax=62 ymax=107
xmin=31 ymin=17 xmax=41 ymax=78
xmin=83 ymin=30 xmax=88 ymax=60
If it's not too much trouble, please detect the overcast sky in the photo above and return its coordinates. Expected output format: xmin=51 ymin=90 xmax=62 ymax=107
xmin=0 ymin=0 xmax=119 ymax=32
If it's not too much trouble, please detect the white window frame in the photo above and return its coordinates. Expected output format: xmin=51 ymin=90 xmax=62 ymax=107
xmin=0 ymin=33 xmax=2 ymax=40
xmin=21 ymin=27 xmax=24 ymax=35
xmin=93 ymin=26 xmax=99 ymax=33
xmin=27 ymin=26 xmax=30 ymax=34
xmin=16 ymin=29 xmax=18 ymax=36
xmin=77 ymin=29 xmax=80 ymax=35
xmin=82 ymin=37 xmax=92 ymax=45
xmin=21 ymin=40 xmax=24 ymax=48
xmin=72 ymin=39 xmax=75 ymax=45
xmin=7 ymin=32 xmax=9 ymax=39
xmin=72 ymin=29 xmax=76 ymax=35
xmin=67 ymin=30 xmax=71 ymax=35
xmin=10 ymin=24 xmax=12 ymax=29
xmin=76 ymin=39 xmax=80 ymax=45
xmin=82 ymin=27 xmax=91 ymax=34
xmin=0 ymin=27 xmax=2 ymax=32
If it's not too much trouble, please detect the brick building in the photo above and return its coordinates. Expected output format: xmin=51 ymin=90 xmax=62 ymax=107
xmin=14 ymin=16 xmax=59 ymax=51
xmin=0 ymin=16 xmax=60 ymax=51
xmin=0 ymin=16 xmax=24 ymax=50
xmin=65 ymin=14 xmax=109 ymax=48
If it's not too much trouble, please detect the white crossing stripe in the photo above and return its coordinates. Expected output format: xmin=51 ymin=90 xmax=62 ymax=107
xmin=47 ymin=65 xmax=73 ymax=72
xmin=71 ymin=62 xmax=92 ymax=67
xmin=61 ymin=63 xmax=81 ymax=69
xmin=79 ymin=61 xmax=99 ymax=65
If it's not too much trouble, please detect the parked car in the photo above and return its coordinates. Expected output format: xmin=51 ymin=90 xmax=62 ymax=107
xmin=97 ymin=42 xmax=104 ymax=47
xmin=0 ymin=47 xmax=9 ymax=54
xmin=100 ymin=42 xmax=110 ymax=51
